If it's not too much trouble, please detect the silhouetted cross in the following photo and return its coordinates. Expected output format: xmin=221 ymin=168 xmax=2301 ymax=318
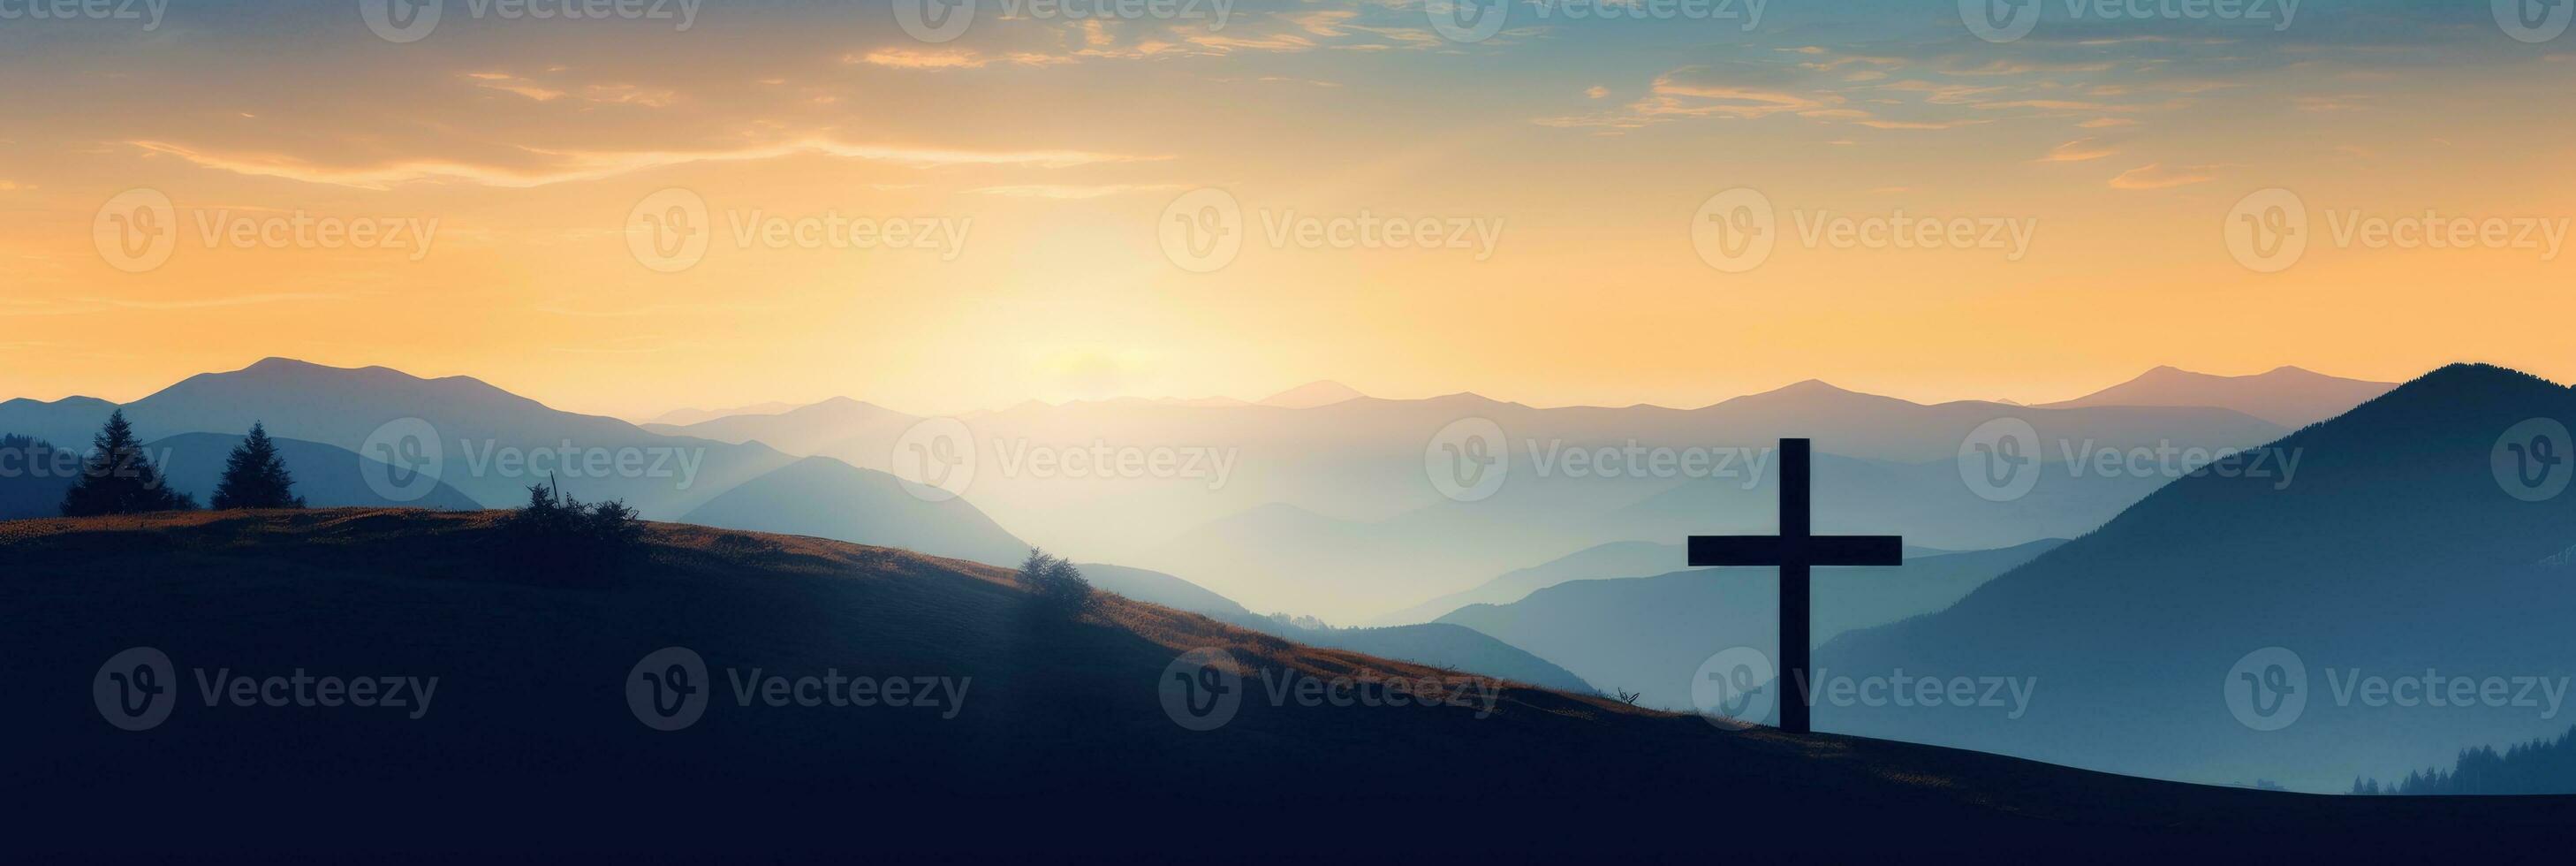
xmin=1687 ymin=438 xmax=1902 ymax=734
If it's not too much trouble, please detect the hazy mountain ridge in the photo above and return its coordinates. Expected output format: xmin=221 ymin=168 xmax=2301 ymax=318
xmin=2042 ymin=365 xmax=2395 ymax=428
xmin=1371 ymin=540 xmax=1686 ymax=626
xmin=1817 ymin=363 xmax=2576 ymax=792
xmin=1074 ymin=561 xmax=1594 ymax=692
xmin=1438 ymin=541 xmax=2066 ymax=710
xmin=0 ymin=359 xmax=1032 ymax=567
xmin=658 ymin=375 xmax=2289 ymax=619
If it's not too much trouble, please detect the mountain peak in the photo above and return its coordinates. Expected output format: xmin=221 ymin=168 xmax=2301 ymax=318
xmin=2043 ymin=365 xmax=2398 ymax=428
xmin=1774 ymin=378 xmax=1852 ymax=395
xmin=1260 ymin=380 xmax=1368 ymax=408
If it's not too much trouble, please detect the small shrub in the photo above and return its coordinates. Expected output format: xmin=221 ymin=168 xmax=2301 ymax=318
xmin=496 ymin=482 xmax=648 ymax=579
xmin=1015 ymin=548 xmax=1094 ymax=614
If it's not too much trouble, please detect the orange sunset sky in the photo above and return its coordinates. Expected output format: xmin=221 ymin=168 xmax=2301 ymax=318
xmin=2 ymin=1 xmax=2570 ymax=417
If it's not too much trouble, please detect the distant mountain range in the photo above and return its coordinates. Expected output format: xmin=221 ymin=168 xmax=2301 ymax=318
xmin=152 ymin=432 xmax=482 ymax=513
xmin=0 ymin=431 xmax=481 ymax=519
xmin=1370 ymin=541 xmax=1687 ymax=627
xmin=1076 ymin=562 xmax=1594 ymax=693
xmin=1817 ymin=363 xmax=2576 ymax=792
xmin=0 ymin=359 xmax=1028 ymax=567
xmin=0 ymin=360 xmax=2414 ymax=622
xmin=1258 ymin=380 xmax=1368 ymax=408
xmin=646 ymin=371 xmax=2299 ymax=619
xmin=643 ymin=401 xmax=803 ymax=428
xmin=2040 ymin=366 xmax=2394 ymax=429
xmin=1437 ymin=541 xmax=2065 ymax=710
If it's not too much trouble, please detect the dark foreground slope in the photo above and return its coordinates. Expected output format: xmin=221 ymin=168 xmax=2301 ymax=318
xmin=1 ymin=510 xmax=2568 ymax=860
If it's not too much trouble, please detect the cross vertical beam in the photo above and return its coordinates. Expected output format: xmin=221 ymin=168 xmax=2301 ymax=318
xmin=1686 ymin=438 xmax=1903 ymax=734
xmin=1780 ymin=437 xmax=1812 ymax=735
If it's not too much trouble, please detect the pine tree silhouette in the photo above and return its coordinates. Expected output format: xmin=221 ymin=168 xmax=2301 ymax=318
xmin=59 ymin=409 xmax=196 ymax=516
xmin=211 ymin=422 xmax=304 ymax=510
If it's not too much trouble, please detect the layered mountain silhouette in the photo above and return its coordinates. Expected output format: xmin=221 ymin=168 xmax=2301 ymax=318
xmin=1818 ymin=364 xmax=2576 ymax=792
xmin=679 ymin=456 xmax=1027 ymax=566
xmin=643 ymin=400 xmax=802 ymax=427
xmin=654 ymin=376 xmax=2287 ymax=619
xmin=9 ymin=509 xmax=2566 ymax=857
xmin=1075 ymin=562 xmax=1592 ymax=692
xmin=0 ymin=359 xmax=1028 ymax=567
xmin=1370 ymin=540 xmax=1687 ymax=626
xmin=1258 ymin=379 xmax=1368 ymax=408
xmin=1438 ymin=542 xmax=2065 ymax=710
xmin=0 ymin=431 xmax=480 ymax=519
xmin=150 ymin=432 xmax=481 ymax=512
xmin=2042 ymin=366 xmax=2394 ymax=429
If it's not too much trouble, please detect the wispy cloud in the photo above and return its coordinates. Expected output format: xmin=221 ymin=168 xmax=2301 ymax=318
xmin=850 ymin=48 xmax=1077 ymax=69
xmin=2109 ymin=163 xmax=2220 ymax=190
xmin=966 ymin=184 xmax=1189 ymax=199
xmin=128 ymin=139 xmax=1170 ymax=190
xmin=2038 ymin=137 xmax=2118 ymax=162
xmin=0 ymin=292 xmax=358 ymax=316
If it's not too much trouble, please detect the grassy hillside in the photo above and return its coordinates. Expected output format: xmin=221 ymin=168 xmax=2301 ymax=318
xmin=1 ymin=509 xmax=2567 ymax=858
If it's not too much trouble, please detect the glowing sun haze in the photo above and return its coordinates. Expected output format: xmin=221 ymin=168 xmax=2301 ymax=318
xmin=2 ymin=1 xmax=2570 ymax=417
